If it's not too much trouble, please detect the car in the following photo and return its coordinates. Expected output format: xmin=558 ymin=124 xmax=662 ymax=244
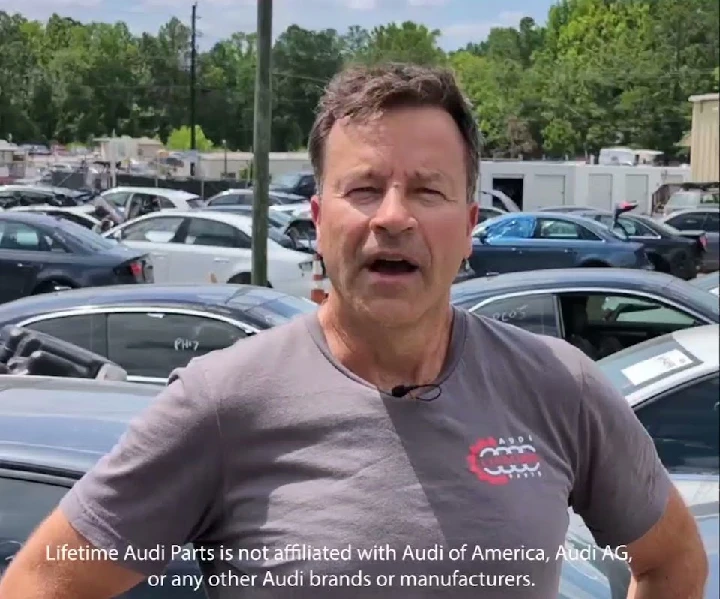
xmin=559 ymin=325 xmax=719 ymax=599
xmin=451 ymin=268 xmax=719 ymax=359
xmin=269 ymin=171 xmax=316 ymax=199
xmin=0 ymin=375 xmax=206 ymax=596
xmin=206 ymin=188 xmax=307 ymax=209
xmin=7 ymin=205 xmax=101 ymax=231
xmin=103 ymin=210 xmax=317 ymax=298
xmin=0 ymin=284 xmax=318 ymax=384
xmin=0 ymin=185 xmax=86 ymax=209
xmin=663 ymin=184 xmax=719 ymax=216
xmin=468 ymin=212 xmax=652 ymax=278
xmin=545 ymin=205 xmax=708 ymax=279
xmin=0 ymin=212 xmax=152 ymax=304
xmin=662 ymin=207 xmax=719 ymax=272
xmin=691 ymin=271 xmax=720 ymax=296
xmin=96 ymin=187 xmax=205 ymax=217
xmin=475 ymin=206 xmax=505 ymax=225
xmin=204 ymin=204 xmax=316 ymax=253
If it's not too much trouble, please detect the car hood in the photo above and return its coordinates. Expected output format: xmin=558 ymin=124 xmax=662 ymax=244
xmin=558 ymin=473 xmax=718 ymax=599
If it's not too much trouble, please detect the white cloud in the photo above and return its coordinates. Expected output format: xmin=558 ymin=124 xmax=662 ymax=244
xmin=342 ymin=0 xmax=377 ymax=9
xmin=442 ymin=10 xmax=524 ymax=41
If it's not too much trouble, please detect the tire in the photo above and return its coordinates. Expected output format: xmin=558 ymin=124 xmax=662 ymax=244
xmin=669 ymin=251 xmax=694 ymax=280
xmin=648 ymin=253 xmax=670 ymax=273
xmin=579 ymin=261 xmax=609 ymax=268
xmin=33 ymin=280 xmax=75 ymax=294
xmin=228 ymin=273 xmax=272 ymax=288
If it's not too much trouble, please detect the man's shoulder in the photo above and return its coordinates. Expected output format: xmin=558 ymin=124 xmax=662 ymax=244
xmin=461 ymin=309 xmax=586 ymax=380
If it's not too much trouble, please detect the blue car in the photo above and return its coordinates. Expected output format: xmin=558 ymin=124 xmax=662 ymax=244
xmin=469 ymin=212 xmax=652 ymax=277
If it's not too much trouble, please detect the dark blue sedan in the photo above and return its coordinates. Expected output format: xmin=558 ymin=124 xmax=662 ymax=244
xmin=0 ymin=212 xmax=152 ymax=304
xmin=469 ymin=212 xmax=651 ymax=278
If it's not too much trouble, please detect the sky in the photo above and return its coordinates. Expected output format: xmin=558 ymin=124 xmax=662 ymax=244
xmin=0 ymin=0 xmax=554 ymax=50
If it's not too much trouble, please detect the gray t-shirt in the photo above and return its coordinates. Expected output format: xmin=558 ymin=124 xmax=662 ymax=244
xmin=60 ymin=308 xmax=671 ymax=597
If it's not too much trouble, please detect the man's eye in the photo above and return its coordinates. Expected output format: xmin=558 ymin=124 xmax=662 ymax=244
xmin=350 ymin=187 xmax=380 ymax=194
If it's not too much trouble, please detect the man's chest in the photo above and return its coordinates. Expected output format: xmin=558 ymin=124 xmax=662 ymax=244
xmin=203 ymin=402 xmax=575 ymax=596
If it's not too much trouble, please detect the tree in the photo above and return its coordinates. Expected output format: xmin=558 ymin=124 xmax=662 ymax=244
xmin=166 ymin=125 xmax=213 ymax=151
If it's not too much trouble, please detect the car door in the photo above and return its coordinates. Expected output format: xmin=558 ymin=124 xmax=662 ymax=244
xmin=168 ymin=216 xmax=252 ymax=283
xmin=0 ymin=221 xmax=65 ymax=303
xmin=105 ymin=310 xmax=250 ymax=382
xmin=470 ymin=216 xmax=534 ymax=276
xmin=635 ymin=374 xmax=719 ymax=473
xmin=468 ymin=293 xmax=561 ymax=337
xmin=527 ymin=218 xmax=586 ymax=268
xmin=114 ymin=215 xmax=186 ymax=282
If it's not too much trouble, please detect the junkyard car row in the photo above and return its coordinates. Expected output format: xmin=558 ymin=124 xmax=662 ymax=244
xmin=0 ymin=182 xmax=718 ymax=597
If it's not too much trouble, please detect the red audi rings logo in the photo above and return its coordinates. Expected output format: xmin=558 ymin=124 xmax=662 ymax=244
xmin=467 ymin=437 xmax=541 ymax=485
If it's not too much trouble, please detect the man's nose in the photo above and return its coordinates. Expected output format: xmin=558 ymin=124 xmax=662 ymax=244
xmin=370 ymin=187 xmax=416 ymax=235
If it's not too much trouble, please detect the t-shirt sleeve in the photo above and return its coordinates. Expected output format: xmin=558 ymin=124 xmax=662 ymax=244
xmin=58 ymin=361 xmax=223 ymax=577
xmin=570 ymin=352 xmax=673 ymax=549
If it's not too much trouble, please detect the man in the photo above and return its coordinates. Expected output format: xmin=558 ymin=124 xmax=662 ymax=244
xmin=0 ymin=63 xmax=707 ymax=598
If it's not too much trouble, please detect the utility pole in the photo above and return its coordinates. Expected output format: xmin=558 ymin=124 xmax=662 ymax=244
xmin=251 ymin=0 xmax=272 ymax=287
xmin=189 ymin=2 xmax=198 ymax=177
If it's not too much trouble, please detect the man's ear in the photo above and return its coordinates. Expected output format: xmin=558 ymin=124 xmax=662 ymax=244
xmin=310 ymin=194 xmax=322 ymax=254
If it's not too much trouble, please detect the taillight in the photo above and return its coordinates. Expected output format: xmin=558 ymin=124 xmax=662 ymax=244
xmin=129 ymin=261 xmax=143 ymax=279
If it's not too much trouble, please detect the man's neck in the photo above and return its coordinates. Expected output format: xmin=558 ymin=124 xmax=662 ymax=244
xmin=317 ymin=296 xmax=454 ymax=391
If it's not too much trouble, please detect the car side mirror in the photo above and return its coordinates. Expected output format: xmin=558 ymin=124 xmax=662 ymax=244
xmin=613 ymin=202 xmax=638 ymax=220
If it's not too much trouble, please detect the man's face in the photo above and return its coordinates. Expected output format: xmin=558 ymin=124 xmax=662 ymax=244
xmin=311 ymin=106 xmax=477 ymax=326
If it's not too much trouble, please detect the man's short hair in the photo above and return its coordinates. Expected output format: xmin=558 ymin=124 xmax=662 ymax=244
xmin=308 ymin=62 xmax=480 ymax=203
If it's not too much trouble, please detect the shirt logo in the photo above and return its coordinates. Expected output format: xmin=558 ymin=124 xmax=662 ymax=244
xmin=467 ymin=435 xmax=541 ymax=485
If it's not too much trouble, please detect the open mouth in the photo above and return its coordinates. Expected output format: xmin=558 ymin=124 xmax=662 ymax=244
xmin=366 ymin=258 xmax=419 ymax=275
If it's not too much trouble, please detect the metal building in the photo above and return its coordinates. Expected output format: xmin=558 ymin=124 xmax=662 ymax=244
xmin=689 ymin=93 xmax=719 ymax=182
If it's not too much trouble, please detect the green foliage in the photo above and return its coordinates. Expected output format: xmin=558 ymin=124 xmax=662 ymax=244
xmin=166 ymin=125 xmax=213 ymax=151
xmin=0 ymin=0 xmax=717 ymax=158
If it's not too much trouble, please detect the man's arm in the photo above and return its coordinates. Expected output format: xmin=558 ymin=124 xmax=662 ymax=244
xmin=568 ymin=349 xmax=708 ymax=599
xmin=0 ymin=364 xmax=223 ymax=597
xmin=625 ymin=485 xmax=708 ymax=599
xmin=0 ymin=510 xmax=144 ymax=598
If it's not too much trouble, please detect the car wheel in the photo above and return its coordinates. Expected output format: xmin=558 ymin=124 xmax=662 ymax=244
xmin=648 ymin=253 xmax=670 ymax=273
xmin=33 ymin=280 xmax=75 ymax=294
xmin=669 ymin=251 xmax=693 ymax=279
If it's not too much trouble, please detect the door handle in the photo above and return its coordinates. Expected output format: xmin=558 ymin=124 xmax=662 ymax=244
xmin=213 ymin=258 xmax=229 ymax=263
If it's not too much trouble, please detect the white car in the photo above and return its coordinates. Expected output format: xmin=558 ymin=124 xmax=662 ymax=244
xmin=98 ymin=186 xmax=205 ymax=214
xmin=103 ymin=211 xmax=316 ymax=298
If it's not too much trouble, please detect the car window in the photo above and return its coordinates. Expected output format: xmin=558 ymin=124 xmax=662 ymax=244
xmin=618 ymin=217 xmax=656 ymax=236
xmin=107 ymin=312 xmax=247 ymax=378
xmin=536 ymin=219 xmax=595 ymax=240
xmin=700 ymin=192 xmax=719 ymax=205
xmin=584 ymin=293 xmax=700 ymax=326
xmin=208 ymin=193 xmax=249 ymax=207
xmin=0 ymin=221 xmax=65 ymax=253
xmin=244 ymin=296 xmax=318 ymax=326
xmin=470 ymin=294 xmax=560 ymax=336
xmin=0 ymin=477 xmax=69 ymax=565
xmin=121 ymin=216 xmax=184 ymax=243
xmin=667 ymin=192 xmax=700 ymax=209
xmin=101 ymin=191 xmax=131 ymax=208
xmin=482 ymin=216 xmax=534 ymax=240
xmin=704 ymin=212 xmax=719 ymax=233
xmin=23 ymin=314 xmax=106 ymax=354
xmin=156 ymin=196 xmax=175 ymax=209
xmin=185 ymin=218 xmax=250 ymax=249
xmin=666 ymin=213 xmax=706 ymax=231
xmin=52 ymin=219 xmax=117 ymax=252
xmin=635 ymin=374 xmax=719 ymax=473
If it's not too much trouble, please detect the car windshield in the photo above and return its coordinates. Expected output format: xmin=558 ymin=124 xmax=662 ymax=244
xmin=52 ymin=218 xmax=118 ymax=251
xmin=597 ymin=336 xmax=704 ymax=397
xmin=667 ymin=192 xmax=700 ymax=208
xmin=271 ymin=174 xmax=302 ymax=189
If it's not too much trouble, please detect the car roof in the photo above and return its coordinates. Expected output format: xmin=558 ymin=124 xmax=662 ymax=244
xmin=664 ymin=207 xmax=720 ymax=216
xmin=451 ymin=268 xmax=682 ymax=304
xmin=0 ymin=284 xmax=298 ymax=322
xmin=127 ymin=209 xmax=252 ymax=229
xmin=102 ymin=187 xmax=199 ymax=200
xmin=0 ymin=376 xmax=157 ymax=475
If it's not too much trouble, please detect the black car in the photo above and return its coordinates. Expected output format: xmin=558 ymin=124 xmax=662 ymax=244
xmin=0 ymin=185 xmax=88 ymax=209
xmin=0 ymin=212 xmax=152 ymax=304
xmin=662 ymin=207 xmax=719 ymax=272
xmin=543 ymin=205 xmax=706 ymax=279
xmin=0 ymin=284 xmax=317 ymax=384
xmin=0 ymin=375 xmax=205 ymax=597
xmin=269 ymin=171 xmax=316 ymax=199
xmin=468 ymin=212 xmax=652 ymax=278
xmin=451 ymin=268 xmax=719 ymax=360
